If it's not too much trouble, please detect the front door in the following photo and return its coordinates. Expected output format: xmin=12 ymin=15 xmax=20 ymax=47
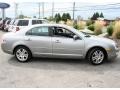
xmin=51 ymin=26 xmax=84 ymax=58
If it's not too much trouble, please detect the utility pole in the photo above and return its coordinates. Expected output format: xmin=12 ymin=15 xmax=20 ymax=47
xmin=42 ymin=2 xmax=44 ymax=18
xmin=52 ymin=2 xmax=54 ymax=18
xmin=15 ymin=3 xmax=18 ymax=19
xmin=73 ymin=2 xmax=75 ymax=20
xmin=38 ymin=2 xmax=40 ymax=19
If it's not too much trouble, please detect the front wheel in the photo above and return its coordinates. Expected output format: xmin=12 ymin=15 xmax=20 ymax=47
xmin=14 ymin=46 xmax=32 ymax=62
xmin=87 ymin=48 xmax=106 ymax=65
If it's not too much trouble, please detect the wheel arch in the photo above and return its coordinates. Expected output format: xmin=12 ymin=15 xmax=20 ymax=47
xmin=13 ymin=45 xmax=32 ymax=55
xmin=85 ymin=46 xmax=108 ymax=59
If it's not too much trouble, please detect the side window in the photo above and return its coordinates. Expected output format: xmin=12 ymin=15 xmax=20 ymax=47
xmin=32 ymin=20 xmax=36 ymax=25
xmin=26 ymin=27 xmax=49 ymax=36
xmin=51 ymin=27 xmax=75 ymax=38
xmin=37 ymin=20 xmax=42 ymax=24
xmin=17 ymin=20 xmax=29 ymax=26
xmin=32 ymin=20 xmax=42 ymax=25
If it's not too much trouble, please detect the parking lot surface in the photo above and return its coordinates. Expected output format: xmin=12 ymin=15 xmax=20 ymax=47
xmin=0 ymin=31 xmax=120 ymax=88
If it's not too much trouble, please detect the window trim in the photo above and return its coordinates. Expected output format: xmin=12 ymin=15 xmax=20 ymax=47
xmin=50 ymin=26 xmax=80 ymax=39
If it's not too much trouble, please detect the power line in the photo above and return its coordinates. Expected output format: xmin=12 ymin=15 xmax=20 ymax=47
xmin=75 ymin=7 xmax=120 ymax=11
xmin=75 ymin=3 xmax=120 ymax=9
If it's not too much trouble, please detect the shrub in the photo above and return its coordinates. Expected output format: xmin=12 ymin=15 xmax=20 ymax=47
xmin=107 ymin=25 xmax=113 ymax=36
xmin=116 ymin=32 xmax=120 ymax=39
xmin=86 ymin=20 xmax=93 ymax=26
xmin=87 ymin=24 xmax=94 ymax=31
xmin=59 ymin=20 xmax=65 ymax=24
xmin=73 ymin=23 xmax=79 ymax=29
xmin=66 ymin=19 xmax=74 ymax=26
xmin=77 ymin=21 xmax=86 ymax=30
xmin=112 ymin=21 xmax=120 ymax=39
xmin=94 ymin=20 xmax=104 ymax=35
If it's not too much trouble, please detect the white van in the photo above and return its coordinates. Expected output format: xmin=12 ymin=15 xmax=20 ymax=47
xmin=10 ymin=19 xmax=48 ymax=32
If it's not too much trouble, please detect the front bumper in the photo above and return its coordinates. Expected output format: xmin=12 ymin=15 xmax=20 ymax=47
xmin=107 ymin=48 xmax=120 ymax=60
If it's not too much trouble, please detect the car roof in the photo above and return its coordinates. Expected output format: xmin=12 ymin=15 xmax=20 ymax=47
xmin=31 ymin=23 xmax=71 ymax=27
xmin=16 ymin=18 xmax=47 ymax=20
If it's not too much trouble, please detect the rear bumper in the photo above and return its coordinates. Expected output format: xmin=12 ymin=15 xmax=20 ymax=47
xmin=1 ymin=43 xmax=13 ymax=55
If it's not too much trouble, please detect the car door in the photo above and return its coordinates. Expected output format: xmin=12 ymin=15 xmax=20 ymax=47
xmin=25 ymin=26 xmax=52 ymax=57
xmin=51 ymin=26 xmax=85 ymax=58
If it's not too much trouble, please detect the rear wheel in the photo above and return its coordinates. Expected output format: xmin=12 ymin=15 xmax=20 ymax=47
xmin=14 ymin=46 xmax=32 ymax=62
xmin=87 ymin=48 xmax=106 ymax=65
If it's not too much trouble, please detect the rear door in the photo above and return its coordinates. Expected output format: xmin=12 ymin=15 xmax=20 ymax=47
xmin=25 ymin=26 xmax=52 ymax=56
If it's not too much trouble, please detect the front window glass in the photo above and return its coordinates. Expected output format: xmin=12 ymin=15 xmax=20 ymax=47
xmin=51 ymin=27 xmax=75 ymax=38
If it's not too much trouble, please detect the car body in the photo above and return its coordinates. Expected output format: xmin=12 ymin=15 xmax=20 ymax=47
xmin=9 ymin=19 xmax=48 ymax=32
xmin=8 ymin=19 xmax=16 ymax=32
xmin=4 ymin=20 xmax=11 ymax=31
xmin=1 ymin=24 xmax=119 ymax=65
xmin=0 ymin=19 xmax=7 ymax=30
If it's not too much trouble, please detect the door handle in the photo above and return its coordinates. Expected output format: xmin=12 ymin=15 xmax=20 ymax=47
xmin=55 ymin=40 xmax=61 ymax=43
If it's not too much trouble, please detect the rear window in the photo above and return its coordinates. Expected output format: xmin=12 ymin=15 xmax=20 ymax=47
xmin=32 ymin=20 xmax=42 ymax=25
xmin=17 ymin=20 xmax=29 ymax=26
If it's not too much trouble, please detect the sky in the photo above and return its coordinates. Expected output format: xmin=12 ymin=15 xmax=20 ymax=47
xmin=1 ymin=0 xmax=120 ymax=20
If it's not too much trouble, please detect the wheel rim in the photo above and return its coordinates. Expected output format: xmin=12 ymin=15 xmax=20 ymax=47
xmin=16 ymin=48 xmax=28 ymax=61
xmin=92 ymin=50 xmax=104 ymax=64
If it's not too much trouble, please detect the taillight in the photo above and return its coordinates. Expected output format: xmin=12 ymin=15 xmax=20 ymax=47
xmin=16 ymin=27 xmax=20 ymax=31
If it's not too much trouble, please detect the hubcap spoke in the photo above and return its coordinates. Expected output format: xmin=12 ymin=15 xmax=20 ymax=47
xmin=92 ymin=50 xmax=104 ymax=64
xmin=16 ymin=48 xmax=28 ymax=61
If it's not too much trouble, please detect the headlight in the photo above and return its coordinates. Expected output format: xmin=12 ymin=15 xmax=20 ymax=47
xmin=113 ymin=42 xmax=118 ymax=49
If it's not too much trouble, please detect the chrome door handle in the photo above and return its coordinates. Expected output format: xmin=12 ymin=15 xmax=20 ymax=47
xmin=55 ymin=40 xmax=61 ymax=43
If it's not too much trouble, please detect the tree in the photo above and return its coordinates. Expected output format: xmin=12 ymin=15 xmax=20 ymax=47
xmin=96 ymin=12 xmax=99 ymax=18
xmin=18 ymin=14 xmax=24 ymax=19
xmin=91 ymin=12 xmax=100 ymax=20
xmin=33 ymin=16 xmax=36 ymax=18
xmin=66 ymin=13 xmax=71 ymax=20
xmin=91 ymin=13 xmax=96 ymax=20
xmin=62 ymin=13 xmax=71 ymax=22
xmin=100 ymin=12 xmax=104 ymax=18
xmin=62 ymin=13 xmax=66 ymax=21
xmin=54 ymin=13 xmax=61 ymax=23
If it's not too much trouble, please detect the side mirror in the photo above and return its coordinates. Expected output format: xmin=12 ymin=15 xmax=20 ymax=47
xmin=73 ymin=35 xmax=80 ymax=40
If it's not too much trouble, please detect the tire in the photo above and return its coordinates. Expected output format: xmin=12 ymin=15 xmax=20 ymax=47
xmin=87 ymin=48 xmax=105 ymax=65
xmin=14 ymin=46 xmax=32 ymax=62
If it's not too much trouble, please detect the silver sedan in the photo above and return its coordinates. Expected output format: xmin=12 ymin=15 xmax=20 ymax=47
xmin=1 ymin=24 xmax=119 ymax=65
